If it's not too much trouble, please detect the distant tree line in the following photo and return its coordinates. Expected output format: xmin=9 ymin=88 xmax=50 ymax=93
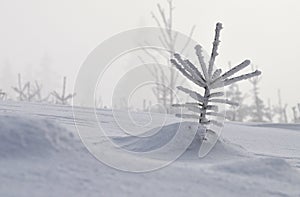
xmin=0 ymin=73 xmax=75 ymax=105
xmin=225 ymin=64 xmax=296 ymax=123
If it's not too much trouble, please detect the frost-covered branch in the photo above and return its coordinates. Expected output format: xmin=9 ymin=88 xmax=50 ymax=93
xmin=208 ymin=92 xmax=224 ymax=98
xmin=223 ymin=70 xmax=261 ymax=86
xmin=195 ymin=45 xmax=209 ymax=80
xmin=171 ymin=59 xmax=205 ymax=87
xmin=174 ymin=53 xmax=206 ymax=84
xmin=212 ymin=69 xmax=222 ymax=80
xmin=220 ymin=60 xmax=250 ymax=80
xmin=208 ymin=23 xmax=222 ymax=78
xmin=209 ymin=98 xmax=239 ymax=106
xmin=177 ymin=86 xmax=205 ymax=102
xmin=175 ymin=113 xmax=199 ymax=119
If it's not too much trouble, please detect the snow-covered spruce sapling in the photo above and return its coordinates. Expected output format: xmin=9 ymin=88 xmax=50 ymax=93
xmin=12 ymin=73 xmax=40 ymax=102
xmin=0 ymin=89 xmax=7 ymax=101
xmin=33 ymin=81 xmax=51 ymax=103
xmin=12 ymin=73 xmax=50 ymax=102
xmin=52 ymin=76 xmax=76 ymax=105
xmin=171 ymin=23 xmax=261 ymax=139
xmin=12 ymin=73 xmax=29 ymax=101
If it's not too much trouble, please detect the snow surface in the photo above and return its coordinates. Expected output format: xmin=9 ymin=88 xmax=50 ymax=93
xmin=0 ymin=101 xmax=300 ymax=196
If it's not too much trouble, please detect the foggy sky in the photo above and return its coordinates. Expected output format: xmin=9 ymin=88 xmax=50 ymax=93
xmin=0 ymin=0 xmax=299 ymax=116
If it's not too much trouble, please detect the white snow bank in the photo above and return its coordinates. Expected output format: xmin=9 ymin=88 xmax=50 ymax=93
xmin=0 ymin=102 xmax=300 ymax=197
xmin=112 ymin=122 xmax=249 ymax=162
xmin=214 ymin=157 xmax=293 ymax=177
xmin=0 ymin=115 xmax=76 ymax=158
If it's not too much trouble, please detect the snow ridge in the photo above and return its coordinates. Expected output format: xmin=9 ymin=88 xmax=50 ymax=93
xmin=0 ymin=115 xmax=76 ymax=158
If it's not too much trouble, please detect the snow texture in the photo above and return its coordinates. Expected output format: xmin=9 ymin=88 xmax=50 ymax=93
xmin=0 ymin=101 xmax=300 ymax=196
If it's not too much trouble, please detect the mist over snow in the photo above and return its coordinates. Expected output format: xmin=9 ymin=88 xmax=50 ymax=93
xmin=1 ymin=0 xmax=300 ymax=196
xmin=0 ymin=0 xmax=300 ymax=114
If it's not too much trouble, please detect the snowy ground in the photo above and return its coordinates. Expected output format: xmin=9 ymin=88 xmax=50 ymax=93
xmin=1 ymin=101 xmax=300 ymax=197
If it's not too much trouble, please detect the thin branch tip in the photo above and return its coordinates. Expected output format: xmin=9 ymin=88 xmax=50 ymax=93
xmin=216 ymin=22 xmax=223 ymax=29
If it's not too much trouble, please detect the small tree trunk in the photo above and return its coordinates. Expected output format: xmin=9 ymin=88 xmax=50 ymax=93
xmin=199 ymin=87 xmax=210 ymax=123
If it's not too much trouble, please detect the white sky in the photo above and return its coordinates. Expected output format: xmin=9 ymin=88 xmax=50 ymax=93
xmin=0 ymin=0 xmax=299 ymax=113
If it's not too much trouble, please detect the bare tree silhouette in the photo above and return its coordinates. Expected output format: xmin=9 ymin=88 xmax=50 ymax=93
xmin=139 ymin=0 xmax=195 ymax=113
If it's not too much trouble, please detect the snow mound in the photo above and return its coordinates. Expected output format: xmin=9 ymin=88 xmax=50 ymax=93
xmin=112 ymin=122 xmax=249 ymax=161
xmin=181 ymin=137 xmax=249 ymax=162
xmin=214 ymin=157 xmax=291 ymax=176
xmin=212 ymin=157 xmax=300 ymax=184
xmin=0 ymin=115 xmax=76 ymax=158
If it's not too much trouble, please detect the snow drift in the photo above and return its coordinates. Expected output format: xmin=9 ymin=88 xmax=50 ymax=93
xmin=0 ymin=115 xmax=76 ymax=158
xmin=0 ymin=102 xmax=300 ymax=197
xmin=112 ymin=121 xmax=250 ymax=162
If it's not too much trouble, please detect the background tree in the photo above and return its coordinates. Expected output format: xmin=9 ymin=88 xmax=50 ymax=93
xmin=51 ymin=76 xmax=76 ymax=105
xmin=12 ymin=73 xmax=40 ymax=102
xmin=139 ymin=0 xmax=195 ymax=113
xmin=1 ymin=59 xmax=14 ymax=96
xmin=265 ymin=98 xmax=274 ymax=122
xmin=274 ymin=89 xmax=288 ymax=123
xmin=248 ymin=65 xmax=266 ymax=122
xmin=291 ymin=104 xmax=300 ymax=123
xmin=0 ymin=89 xmax=7 ymax=101
xmin=33 ymin=81 xmax=50 ymax=103
xmin=225 ymin=62 xmax=249 ymax=122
